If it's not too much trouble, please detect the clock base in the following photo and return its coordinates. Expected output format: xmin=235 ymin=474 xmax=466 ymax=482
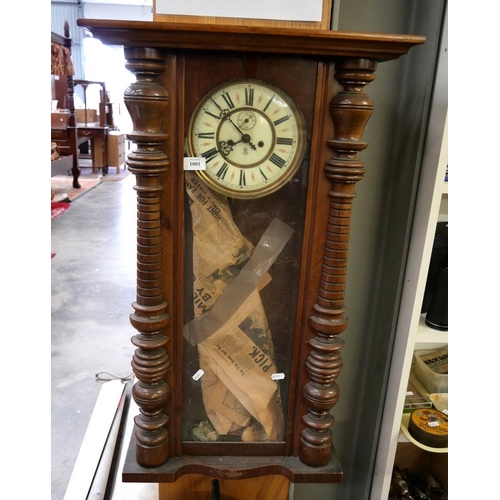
xmin=122 ymin=433 xmax=343 ymax=484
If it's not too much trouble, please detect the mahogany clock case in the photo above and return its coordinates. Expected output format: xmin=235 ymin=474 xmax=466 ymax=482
xmin=75 ymin=16 xmax=430 ymax=490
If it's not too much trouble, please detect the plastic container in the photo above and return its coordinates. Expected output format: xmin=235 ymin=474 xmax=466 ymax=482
xmin=414 ymin=350 xmax=448 ymax=394
xmin=429 ymin=393 xmax=448 ymax=414
xmin=404 ymin=374 xmax=432 ymax=413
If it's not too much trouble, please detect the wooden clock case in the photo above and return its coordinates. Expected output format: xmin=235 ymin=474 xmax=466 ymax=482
xmin=76 ymin=18 xmax=424 ymax=485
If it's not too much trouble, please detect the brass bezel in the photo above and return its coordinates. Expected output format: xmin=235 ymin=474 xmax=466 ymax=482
xmin=187 ymin=78 xmax=307 ymax=199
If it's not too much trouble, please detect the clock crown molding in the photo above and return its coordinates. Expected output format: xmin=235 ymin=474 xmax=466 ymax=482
xmin=77 ymin=19 xmax=425 ymax=61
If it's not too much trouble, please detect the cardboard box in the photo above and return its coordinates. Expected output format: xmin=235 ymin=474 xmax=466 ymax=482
xmin=76 ymin=108 xmax=98 ymax=123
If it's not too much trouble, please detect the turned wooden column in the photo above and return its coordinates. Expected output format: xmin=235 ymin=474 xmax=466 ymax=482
xmin=62 ymin=20 xmax=80 ymax=189
xmin=123 ymin=46 xmax=171 ymax=468
xmin=300 ymin=58 xmax=377 ymax=467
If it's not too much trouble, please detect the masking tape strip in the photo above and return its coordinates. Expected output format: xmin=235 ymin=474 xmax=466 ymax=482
xmin=183 ymin=217 xmax=294 ymax=346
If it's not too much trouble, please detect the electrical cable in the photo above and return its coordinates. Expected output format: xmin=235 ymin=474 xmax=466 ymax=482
xmin=95 ymin=371 xmax=134 ymax=382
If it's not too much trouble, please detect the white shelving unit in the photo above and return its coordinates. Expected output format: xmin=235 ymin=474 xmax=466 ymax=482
xmin=415 ymin=314 xmax=448 ymax=349
xmin=370 ymin=11 xmax=448 ymax=500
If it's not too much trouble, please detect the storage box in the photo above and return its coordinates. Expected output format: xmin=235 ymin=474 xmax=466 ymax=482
xmin=75 ymin=108 xmax=99 ymax=123
xmin=414 ymin=349 xmax=448 ymax=394
xmin=51 ymin=154 xmax=73 ymax=177
xmin=107 ymin=131 xmax=126 ymax=170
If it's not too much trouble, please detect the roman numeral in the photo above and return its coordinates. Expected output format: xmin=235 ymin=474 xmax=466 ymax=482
xmin=204 ymin=109 xmax=220 ymax=120
xmin=259 ymin=168 xmax=268 ymax=181
xmin=263 ymin=94 xmax=275 ymax=112
xmin=221 ymin=91 xmax=235 ymax=109
xmin=201 ymin=147 xmax=219 ymax=163
xmin=269 ymin=153 xmax=286 ymax=168
xmin=276 ymin=137 xmax=293 ymax=146
xmin=273 ymin=115 xmax=290 ymax=126
xmin=239 ymin=169 xmax=246 ymax=186
xmin=198 ymin=132 xmax=215 ymax=139
xmin=245 ymin=88 xmax=254 ymax=106
xmin=216 ymin=162 xmax=229 ymax=179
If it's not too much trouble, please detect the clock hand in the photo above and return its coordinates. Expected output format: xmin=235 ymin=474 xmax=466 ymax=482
xmin=219 ymin=139 xmax=241 ymax=155
xmin=224 ymin=116 xmax=257 ymax=150
xmin=209 ymin=96 xmax=257 ymax=150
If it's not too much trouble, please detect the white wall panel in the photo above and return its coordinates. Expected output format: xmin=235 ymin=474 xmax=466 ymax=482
xmin=82 ymin=3 xmax=152 ymax=21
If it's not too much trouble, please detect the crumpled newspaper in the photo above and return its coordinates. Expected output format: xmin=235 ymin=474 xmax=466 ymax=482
xmin=183 ymin=173 xmax=293 ymax=441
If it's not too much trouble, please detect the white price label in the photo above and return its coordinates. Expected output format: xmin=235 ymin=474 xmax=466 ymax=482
xmin=192 ymin=369 xmax=204 ymax=381
xmin=184 ymin=157 xmax=206 ymax=171
xmin=271 ymin=373 xmax=285 ymax=381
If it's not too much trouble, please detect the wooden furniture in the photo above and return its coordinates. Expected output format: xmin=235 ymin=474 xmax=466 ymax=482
xmin=159 ymin=474 xmax=289 ymax=500
xmin=107 ymin=131 xmax=126 ymax=173
xmin=74 ymin=80 xmax=114 ymax=174
xmin=51 ymin=21 xmax=81 ymax=188
xmin=78 ymin=125 xmax=109 ymax=174
xmin=74 ymin=80 xmax=114 ymax=128
xmin=77 ymin=18 xmax=425 ymax=491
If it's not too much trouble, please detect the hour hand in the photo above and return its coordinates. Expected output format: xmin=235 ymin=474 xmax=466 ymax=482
xmin=219 ymin=139 xmax=241 ymax=155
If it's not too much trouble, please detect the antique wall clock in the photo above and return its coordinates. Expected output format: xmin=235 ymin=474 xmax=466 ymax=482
xmin=187 ymin=79 xmax=307 ymax=199
xmin=77 ymin=18 xmax=425 ymax=492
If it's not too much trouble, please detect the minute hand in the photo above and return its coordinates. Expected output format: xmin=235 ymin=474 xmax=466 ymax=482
xmin=224 ymin=115 xmax=257 ymax=150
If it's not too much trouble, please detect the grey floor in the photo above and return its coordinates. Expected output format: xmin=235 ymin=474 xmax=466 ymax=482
xmin=51 ymin=167 xmax=158 ymax=500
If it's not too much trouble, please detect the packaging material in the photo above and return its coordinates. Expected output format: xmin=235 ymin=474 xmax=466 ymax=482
xmin=414 ymin=348 xmax=448 ymax=394
xmin=429 ymin=393 xmax=448 ymax=415
xmin=183 ymin=173 xmax=292 ymax=442
xmin=76 ymin=108 xmax=98 ymax=123
xmin=404 ymin=374 xmax=432 ymax=412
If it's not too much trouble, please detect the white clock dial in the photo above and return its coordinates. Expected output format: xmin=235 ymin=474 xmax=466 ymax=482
xmin=187 ymin=79 xmax=307 ymax=199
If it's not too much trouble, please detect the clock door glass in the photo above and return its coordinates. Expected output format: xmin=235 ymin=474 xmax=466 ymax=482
xmin=182 ymin=77 xmax=311 ymax=452
xmin=182 ymin=169 xmax=309 ymax=448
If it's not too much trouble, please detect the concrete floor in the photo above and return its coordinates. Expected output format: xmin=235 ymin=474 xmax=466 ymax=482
xmin=51 ymin=168 xmax=158 ymax=500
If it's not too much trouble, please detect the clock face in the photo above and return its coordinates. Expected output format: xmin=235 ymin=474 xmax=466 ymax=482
xmin=187 ymin=79 xmax=307 ymax=199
